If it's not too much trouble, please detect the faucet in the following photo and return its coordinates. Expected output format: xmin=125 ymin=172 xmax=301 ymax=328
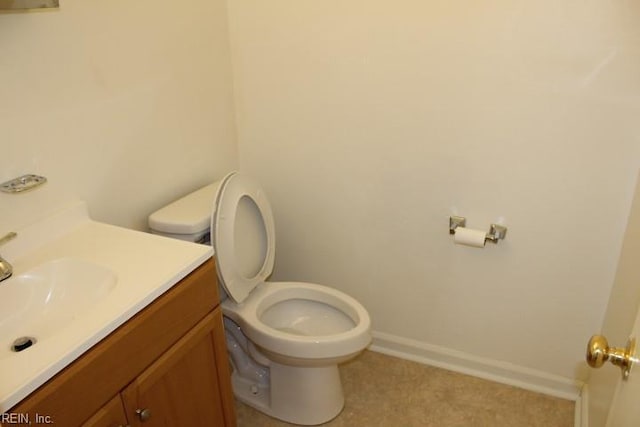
xmin=0 ymin=232 xmax=17 ymax=282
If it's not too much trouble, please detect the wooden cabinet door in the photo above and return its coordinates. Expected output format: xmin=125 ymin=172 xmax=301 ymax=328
xmin=82 ymin=395 xmax=128 ymax=427
xmin=122 ymin=308 xmax=235 ymax=426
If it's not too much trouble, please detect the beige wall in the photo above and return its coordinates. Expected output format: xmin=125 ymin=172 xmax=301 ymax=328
xmin=229 ymin=0 xmax=640 ymax=381
xmin=0 ymin=0 xmax=237 ymax=232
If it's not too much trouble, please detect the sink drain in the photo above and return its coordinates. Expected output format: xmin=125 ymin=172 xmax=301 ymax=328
xmin=11 ymin=336 xmax=36 ymax=352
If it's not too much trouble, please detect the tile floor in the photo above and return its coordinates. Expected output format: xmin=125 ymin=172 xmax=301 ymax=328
xmin=235 ymin=351 xmax=575 ymax=427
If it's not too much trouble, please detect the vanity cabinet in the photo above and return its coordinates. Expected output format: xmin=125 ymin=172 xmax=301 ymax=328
xmin=5 ymin=259 xmax=236 ymax=427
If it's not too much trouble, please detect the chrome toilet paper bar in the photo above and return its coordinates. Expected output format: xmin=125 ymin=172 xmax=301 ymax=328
xmin=449 ymin=216 xmax=507 ymax=244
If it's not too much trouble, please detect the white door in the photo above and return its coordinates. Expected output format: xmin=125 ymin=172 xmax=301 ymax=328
xmin=587 ymin=171 xmax=640 ymax=427
xmin=606 ymin=315 xmax=640 ymax=426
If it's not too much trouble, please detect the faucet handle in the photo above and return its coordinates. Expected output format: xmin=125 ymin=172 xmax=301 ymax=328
xmin=0 ymin=232 xmax=17 ymax=246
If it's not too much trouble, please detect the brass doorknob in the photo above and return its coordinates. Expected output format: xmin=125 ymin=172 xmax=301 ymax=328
xmin=586 ymin=335 xmax=637 ymax=379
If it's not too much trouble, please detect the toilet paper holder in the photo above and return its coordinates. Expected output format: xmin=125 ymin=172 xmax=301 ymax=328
xmin=449 ymin=216 xmax=507 ymax=243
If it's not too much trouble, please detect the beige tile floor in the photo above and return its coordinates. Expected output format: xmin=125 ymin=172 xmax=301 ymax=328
xmin=235 ymin=350 xmax=575 ymax=427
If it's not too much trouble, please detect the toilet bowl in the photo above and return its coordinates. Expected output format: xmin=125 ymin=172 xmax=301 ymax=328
xmin=148 ymin=172 xmax=371 ymax=425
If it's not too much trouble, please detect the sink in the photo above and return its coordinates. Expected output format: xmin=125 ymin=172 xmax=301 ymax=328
xmin=0 ymin=258 xmax=117 ymax=355
xmin=0 ymin=200 xmax=212 ymax=412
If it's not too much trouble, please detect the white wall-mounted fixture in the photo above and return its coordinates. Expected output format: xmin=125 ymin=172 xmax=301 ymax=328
xmin=449 ymin=216 xmax=508 ymax=246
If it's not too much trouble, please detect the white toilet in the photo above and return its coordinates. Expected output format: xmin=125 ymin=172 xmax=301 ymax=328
xmin=148 ymin=172 xmax=371 ymax=425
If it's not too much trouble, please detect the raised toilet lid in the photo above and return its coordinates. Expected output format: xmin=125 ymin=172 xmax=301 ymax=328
xmin=212 ymin=172 xmax=276 ymax=303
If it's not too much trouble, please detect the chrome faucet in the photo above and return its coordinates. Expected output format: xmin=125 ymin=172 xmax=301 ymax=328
xmin=0 ymin=232 xmax=17 ymax=282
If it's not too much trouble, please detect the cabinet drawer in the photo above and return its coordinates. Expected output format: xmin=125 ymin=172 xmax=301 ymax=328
xmin=10 ymin=259 xmax=218 ymax=427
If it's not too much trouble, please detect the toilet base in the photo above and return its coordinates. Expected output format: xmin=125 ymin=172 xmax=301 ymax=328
xmin=232 ymin=362 xmax=345 ymax=425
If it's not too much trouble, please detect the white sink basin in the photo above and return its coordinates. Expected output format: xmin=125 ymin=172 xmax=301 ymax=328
xmin=0 ymin=258 xmax=117 ymax=356
xmin=0 ymin=201 xmax=213 ymax=412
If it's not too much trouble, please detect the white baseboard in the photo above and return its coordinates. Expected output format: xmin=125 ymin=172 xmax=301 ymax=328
xmin=369 ymin=331 xmax=583 ymax=402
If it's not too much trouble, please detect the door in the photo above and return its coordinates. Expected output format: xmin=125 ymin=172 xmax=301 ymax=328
xmin=606 ymin=312 xmax=640 ymax=426
xmin=587 ymin=171 xmax=640 ymax=427
xmin=121 ymin=309 xmax=229 ymax=427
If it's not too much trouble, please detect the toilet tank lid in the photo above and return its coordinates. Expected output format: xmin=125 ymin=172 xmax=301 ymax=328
xmin=148 ymin=181 xmax=222 ymax=235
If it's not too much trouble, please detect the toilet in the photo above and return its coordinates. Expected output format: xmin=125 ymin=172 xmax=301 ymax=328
xmin=148 ymin=172 xmax=371 ymax=425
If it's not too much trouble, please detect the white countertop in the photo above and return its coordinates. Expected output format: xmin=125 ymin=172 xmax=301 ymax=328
xmin=0 ymin=201 xmax=213 ymax=411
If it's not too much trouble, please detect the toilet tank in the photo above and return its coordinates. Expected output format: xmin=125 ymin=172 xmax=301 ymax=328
xmin=148 ymin=180 xmax=222 ymax=243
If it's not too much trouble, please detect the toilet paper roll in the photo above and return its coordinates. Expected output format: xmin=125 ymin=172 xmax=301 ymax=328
xmin=454 ymin=227 xmax=486 ymax=248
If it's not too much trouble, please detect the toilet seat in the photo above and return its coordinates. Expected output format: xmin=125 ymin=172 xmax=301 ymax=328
xmin=212 ymin=172 xmax=276 ymax=303
xmin=213 ymin=172 xmax=370 ymax=361
xmin=222 ymin=281 xmax=371 ymax=361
